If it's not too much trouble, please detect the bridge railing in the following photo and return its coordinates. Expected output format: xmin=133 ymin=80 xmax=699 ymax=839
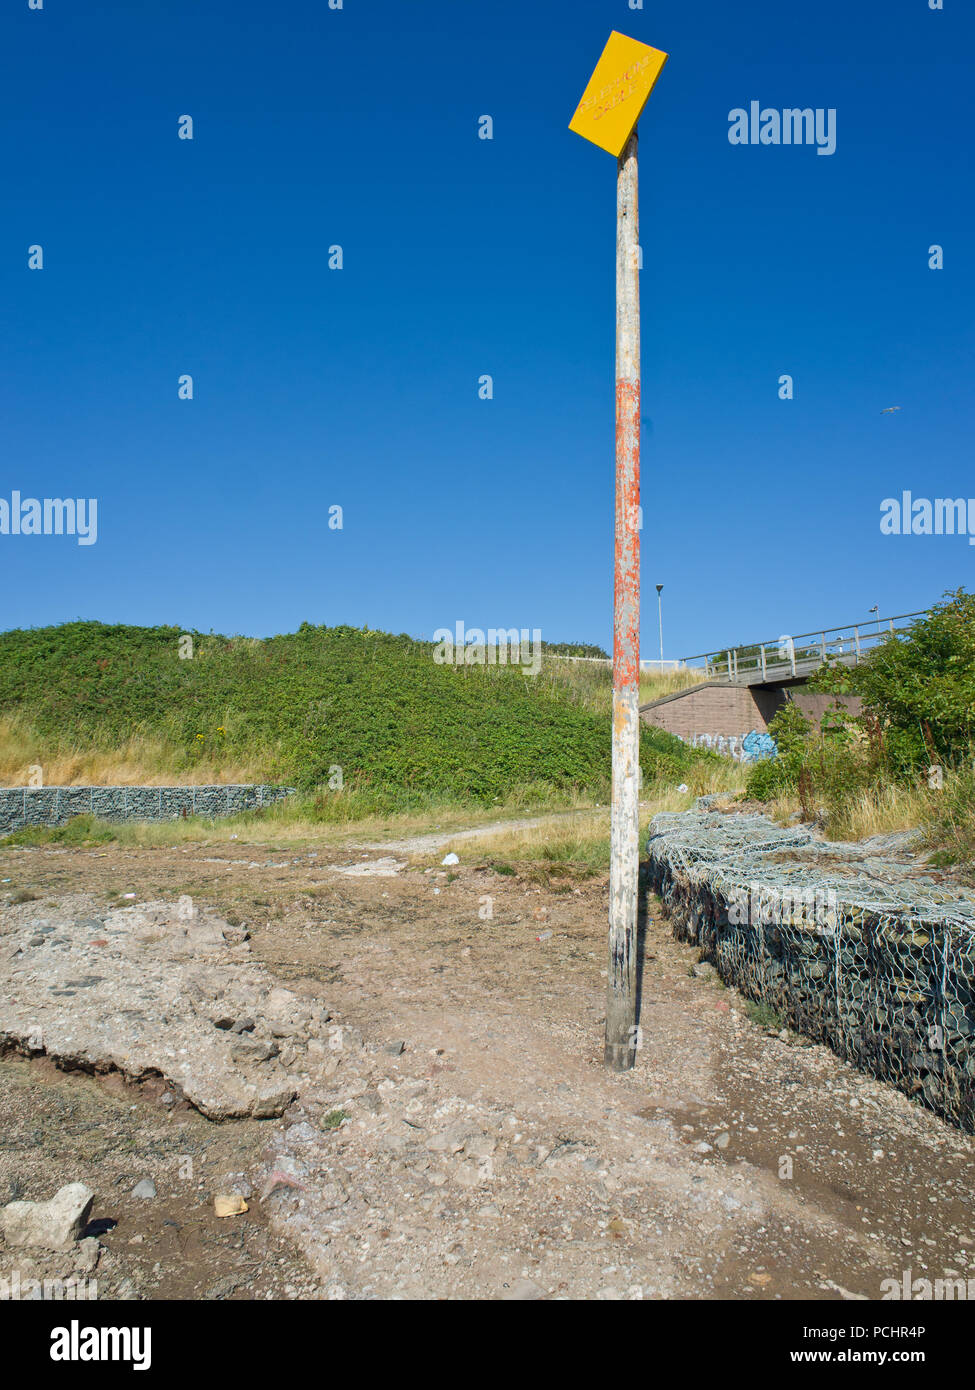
xmin=681 ymin=612 xmax=927 ymax=685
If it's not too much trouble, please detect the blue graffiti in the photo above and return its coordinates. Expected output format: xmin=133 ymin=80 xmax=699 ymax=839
xmin=741 ymin=730 xmax=777 ymax=763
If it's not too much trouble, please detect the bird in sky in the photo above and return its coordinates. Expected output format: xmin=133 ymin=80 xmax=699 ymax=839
xmin=880 ymin=406 xmax=902 ymax=414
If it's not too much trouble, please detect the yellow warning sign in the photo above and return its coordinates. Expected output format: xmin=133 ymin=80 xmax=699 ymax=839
xmin=569 ymin=31 xmax=668 ymax=158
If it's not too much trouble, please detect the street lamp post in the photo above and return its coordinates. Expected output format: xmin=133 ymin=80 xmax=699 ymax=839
xmin=656 ymin=584 xmax=664 ymax=669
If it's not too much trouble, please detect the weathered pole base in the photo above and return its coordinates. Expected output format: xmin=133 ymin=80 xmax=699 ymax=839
xmin=606 ymin=685 xmax=640 ymax=1072
xmin=604 ymin=1038 xmax=638 ymax=1072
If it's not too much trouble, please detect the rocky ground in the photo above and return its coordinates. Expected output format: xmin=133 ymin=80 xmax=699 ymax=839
xmin=1 ymin=826 xmax=974 ymax=1301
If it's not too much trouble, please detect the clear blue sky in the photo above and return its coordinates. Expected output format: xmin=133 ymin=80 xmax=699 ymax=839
xmin=1 ymin=0 xmax=971 ymax=658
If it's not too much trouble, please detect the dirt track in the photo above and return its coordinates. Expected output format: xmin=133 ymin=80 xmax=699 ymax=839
xmin=2 ymin=832 xmax=974 ymax=1300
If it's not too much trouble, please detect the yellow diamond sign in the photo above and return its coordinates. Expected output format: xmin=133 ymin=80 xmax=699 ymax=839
xmin=569 ymin=31 xmax=668 ymax=158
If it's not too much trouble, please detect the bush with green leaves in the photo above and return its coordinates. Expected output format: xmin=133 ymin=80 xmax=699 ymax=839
xmin=816 ymin=588 xmax=975 ymax=771
xmin=744 ymin=702 xmax=811 ymax=800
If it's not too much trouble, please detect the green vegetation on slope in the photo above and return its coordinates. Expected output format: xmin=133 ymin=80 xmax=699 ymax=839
xmin=0 ymin=621 xmax=717 ymax=812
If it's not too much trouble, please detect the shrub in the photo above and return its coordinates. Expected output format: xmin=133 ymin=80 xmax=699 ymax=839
xmin=744 ymin=702 xmax=811 ymax=800
xmin=816 ymin=588 xmax=975 ymax=769
xmin=745 ymin=755 xmax=792 ymax=801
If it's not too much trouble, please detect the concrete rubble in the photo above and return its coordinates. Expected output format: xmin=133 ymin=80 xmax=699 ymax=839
xmin=0 ymin=898 xmax=335 ymax=1119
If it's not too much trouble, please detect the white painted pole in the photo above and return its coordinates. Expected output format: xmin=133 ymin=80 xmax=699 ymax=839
xmin=606 ymin=127 xmax=641 ymax=1073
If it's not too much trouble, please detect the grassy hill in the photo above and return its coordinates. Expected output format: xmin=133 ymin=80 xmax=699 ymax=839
xmin=0 ymin=621 xmax=714 ymax=815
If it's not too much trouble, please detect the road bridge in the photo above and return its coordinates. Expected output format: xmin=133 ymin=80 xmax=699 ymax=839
xmin=642 ymin=611 xmax=924 ymax=756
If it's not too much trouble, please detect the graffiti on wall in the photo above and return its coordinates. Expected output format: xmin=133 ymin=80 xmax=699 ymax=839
xmin=683 ymin=730 xmax=777 ymax=763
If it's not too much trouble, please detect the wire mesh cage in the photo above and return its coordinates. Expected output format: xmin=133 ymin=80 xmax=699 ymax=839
xmin=647 ymin=810 xmax=975 ymax=1132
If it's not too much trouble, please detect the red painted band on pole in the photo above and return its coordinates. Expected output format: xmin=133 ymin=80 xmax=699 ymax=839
xmin=614 ymin=376 xmax=640 ymax=690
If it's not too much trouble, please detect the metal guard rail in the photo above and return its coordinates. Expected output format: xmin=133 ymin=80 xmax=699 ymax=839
xmin=681 ymin=612 xmax=926 ymax=684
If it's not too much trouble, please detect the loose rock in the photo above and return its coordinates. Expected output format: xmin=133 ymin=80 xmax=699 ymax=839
xmin=0 ymin=1183 xmax=95 ymax=1250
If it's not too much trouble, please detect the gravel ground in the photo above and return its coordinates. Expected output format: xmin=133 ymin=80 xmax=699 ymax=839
xmin=1 ymin=829 xmax=973 ymax=1301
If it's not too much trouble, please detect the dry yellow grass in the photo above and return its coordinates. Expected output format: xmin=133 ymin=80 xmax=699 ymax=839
xmin=638 ymin=667 xmax=705 ymax=702
xmin=0 ymin=715 xmax=266 ymax=787
xmin=445 ymin=807 xmax=612 ymax=868
xmin=540 ymin=658 xmax=701 ymax=716
xmin=765 ymin=782 xmax=929 ymax=841
xmin=107 ymin=762 xmax=749 ymax=858
xmin=96 ymin=799 xmax=538 ymax=850
xmin=442 ymin=759 xmax=748 ymax=867
xmin=831 ymin=785 xmax=929 ymax=840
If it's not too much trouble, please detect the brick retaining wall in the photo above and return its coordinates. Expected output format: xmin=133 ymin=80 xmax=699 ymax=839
xmin=641 ymin=683 xmax=862 ymax=742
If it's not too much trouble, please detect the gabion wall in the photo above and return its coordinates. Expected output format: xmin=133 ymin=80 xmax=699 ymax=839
xmin=647 ymin=810 xmax=975 ymax=1133
xmin=0 ymin=784 xmax=296 ymax=835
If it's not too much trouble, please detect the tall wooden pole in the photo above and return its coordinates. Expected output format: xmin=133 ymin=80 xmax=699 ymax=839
xmin=606 ymin=126 xmax=640 ymax=1072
